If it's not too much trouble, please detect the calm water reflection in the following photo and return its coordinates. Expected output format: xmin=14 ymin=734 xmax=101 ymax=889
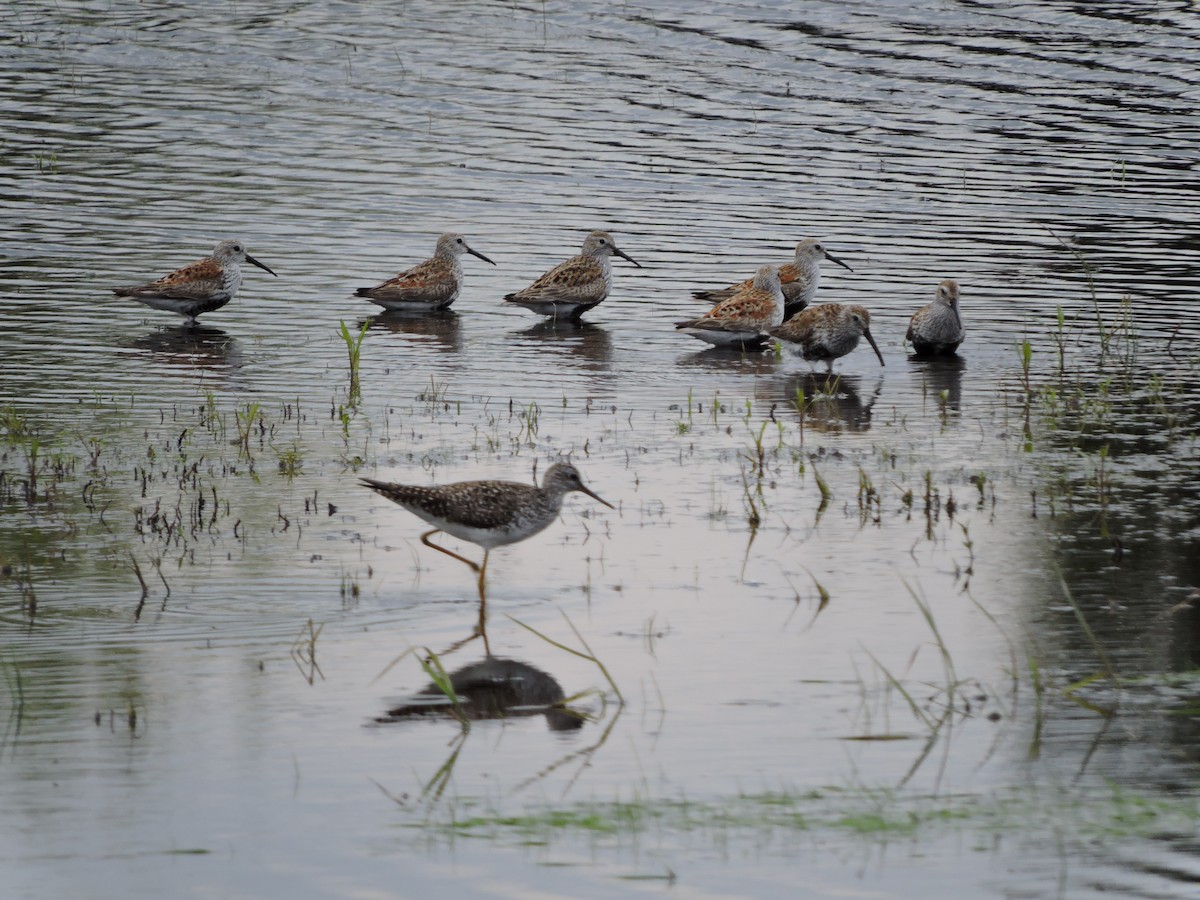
xmin=126 ymin=324 xmax=245 ymax=372
xmin=2 ymin=1 xmax=1200 ymax=898
xmin=365 ymin=309 xmax=464 ymax=354
xmin=379 ymin=656 xmax=585 ymax=732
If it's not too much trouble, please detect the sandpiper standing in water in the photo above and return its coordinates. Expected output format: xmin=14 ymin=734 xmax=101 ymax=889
xmin=693 ymin=238 xmax=852 ymax=320
xmin=675 ymin=264 xmax=785 ymax=349
xmin=360 ymin=463 xmax=613 ymax=651
xmin=906 ymin=279 xmax=964 ymax=356
xmin=504 ymin=230 xmax=641 ymax=321
xmin=355 ymin=232 xmax=495 ymax=312
xmin=770 ymin=304 xmax=885 ymax=373
xmin=113 ymin=239 xmax=276 ymax=326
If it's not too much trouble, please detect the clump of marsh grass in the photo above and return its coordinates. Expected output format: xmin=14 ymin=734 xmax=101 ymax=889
xmin=338 ymin=319 xmax=369 ymax=408
xmin=234 ymin=401 xmax=261 ymax=459
xmin=276 ymin=444 xmax=303 ymax=477
xmin=0 ymin=406 xmax=34 ymax=442
xmin=1017 ymin=338 xmax=1034 ymax=452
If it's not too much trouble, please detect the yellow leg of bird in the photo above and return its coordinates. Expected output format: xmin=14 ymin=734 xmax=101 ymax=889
xmin=476 ymin=550 xmax=491 ymax=656
xmin=477 ymin=549 xmax=489 ymax=603
xmin=420 ymin=529 xmax=481 ymax=573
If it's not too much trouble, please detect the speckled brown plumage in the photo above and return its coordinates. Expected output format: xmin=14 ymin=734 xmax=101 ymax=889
xmin=360 ymin=463 xmax=614 ymax=643
xmin=113 ymin=239 xmax=276 ymax=325
xmin=770 ymin=303 xmax=885 ymax=373
xmin=360 ymin=462 xmax=612 ymax=551
xmin=355 ymin=232 xmax=494 ymax=311
xmin=504 ymin=231 xmax=641 ymax=320
xmin=692 ymin=239 xmax=851 ymax=320
xmin=676 ymin=265 xmax=784 ymax=348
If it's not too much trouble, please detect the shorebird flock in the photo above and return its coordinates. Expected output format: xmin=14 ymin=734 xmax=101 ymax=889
xmin=111 ymin=230 xmax=963 ymax=371
xmin=111 ymin=229 xmax=965 ymax=640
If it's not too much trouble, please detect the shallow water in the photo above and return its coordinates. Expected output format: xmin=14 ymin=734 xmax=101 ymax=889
xmin=3 ymin=1 xmax=1200 ymax=897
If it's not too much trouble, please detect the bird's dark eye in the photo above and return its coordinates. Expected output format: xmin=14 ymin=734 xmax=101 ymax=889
xmin=456 ymin=238 xmax=463 ymax=244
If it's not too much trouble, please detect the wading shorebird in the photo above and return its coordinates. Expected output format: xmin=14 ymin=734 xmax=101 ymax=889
xmin=692 ymin=238 xmax=852 ymax=320
xmin=354 ymin=232 xmax=495 ymax=312
xmin=770 ymin=303 xmax=885 ymax=373
xmin=675 ymin=264 xmax=784 ymax=349
xmin=906 ymin=279 xmax=964 ymax=356
xmin=113 ymin=239 xmax=276 ymax=326
xmin=360 ymin=463 xmax=613 ymax=649
xmin=504 ymin=230 xmax=641 ymax=321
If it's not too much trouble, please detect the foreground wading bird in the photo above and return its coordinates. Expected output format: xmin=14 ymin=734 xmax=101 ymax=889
xmin=113 ymin=239 xmax=276 ymax=326
xmin=360 ymin=463 xmax=613 ymax=650
xmin=354 ymin=232 xmax=495 ymax=311
xmin=504 ymin=230 xmax=641 ymax=321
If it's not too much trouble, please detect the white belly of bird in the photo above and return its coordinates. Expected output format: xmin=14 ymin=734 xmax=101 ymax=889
xmin=682 ymin=326 xmax=764 ymax=347
xmin=405 ymin=505 xmax=558 ymax=550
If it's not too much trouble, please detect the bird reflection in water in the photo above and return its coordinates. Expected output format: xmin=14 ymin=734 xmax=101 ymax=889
xmin=783 ymin=372 xmax=882 ymax=434
xmin=364 ymin=309 xmax=463 ymax=355
xmin=372 ymin=644 xmax=626 ymax=803
xmin=378 ymin=656 xmax=583 ymax=732
xmin=909 ymin=354 xmax=966 ymax=414
xmin=129 ymin=324 xmax=243 ymax=372
xmin=510 ymin=318 xmax=613 ymax=373
xmin=678 ymin=344 xmax=782 ymax=376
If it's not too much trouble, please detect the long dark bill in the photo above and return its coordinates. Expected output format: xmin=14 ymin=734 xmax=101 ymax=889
xmin=246 ymin=254 xmax=278 ymax=276
xmin=863 ymin=328 xmax=885 ymax=366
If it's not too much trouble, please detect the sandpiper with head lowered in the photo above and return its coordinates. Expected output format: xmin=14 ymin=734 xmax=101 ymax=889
xmin=355 ymin=232 xmax=495 ymax=312
xmin=693 ymin=238 xmax=851 ymax=320
xmin=906 ymin=279 xmax=964 ymax=356
xmin=770 ymin=303 xmax=885 ymax=373
xmin=360 ymin=463 xmax=613 ymax=647
xmin=504 ymin=230 xmax=641 ymax=321
xmin=113 ymin=239 xmax=276 ymax=326
xmin=675 ymin=264 xmax=785 ymax=349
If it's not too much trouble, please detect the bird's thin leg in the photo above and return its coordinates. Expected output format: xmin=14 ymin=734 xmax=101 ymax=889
xmin=420 ymin=531 xmax=491 ymax=655
xmin=476 ymin=550 xmax=491 ymax=656
xmin=476 ymin=549 xmax=489 ymax=603
xmin=420 ymin=530 xmax=481 ymax=573
xmin=437 ymin=629 xmax=482 ymax=657
xmin=477 ymin=615 xmax=491 ymax=657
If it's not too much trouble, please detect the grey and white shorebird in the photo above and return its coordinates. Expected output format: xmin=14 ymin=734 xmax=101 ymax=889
xmin=112 ymin=239 xmax=277 ymax=326
xmin=770 ymin=303 xmax=885 ymax=373
xmin=354 ymin=232 xmax=495 ymax=311
xmin=675 ymin=264 xmax=785 ymax=348
xmin=906 ymin=279 xmax=964 ymax=356
xmin=504 ymin=230 xmax=641 ymax=321
xmin=360 ymin=463 xmax=613 ymax=637
xmin=692 ymin=238 xmax=852 ymax=320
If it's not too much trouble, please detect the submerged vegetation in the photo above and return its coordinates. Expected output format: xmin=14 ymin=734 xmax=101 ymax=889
xmin=425 ymin=779 xmax=1200 ymax=849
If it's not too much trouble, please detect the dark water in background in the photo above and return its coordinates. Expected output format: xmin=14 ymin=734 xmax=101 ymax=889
xmin=2 ymin=2 xmax=1199 ymax=897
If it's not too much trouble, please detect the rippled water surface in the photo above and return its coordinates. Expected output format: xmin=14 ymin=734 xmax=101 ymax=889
xmin=3 ymin=2 xmax=1200 ymax=897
